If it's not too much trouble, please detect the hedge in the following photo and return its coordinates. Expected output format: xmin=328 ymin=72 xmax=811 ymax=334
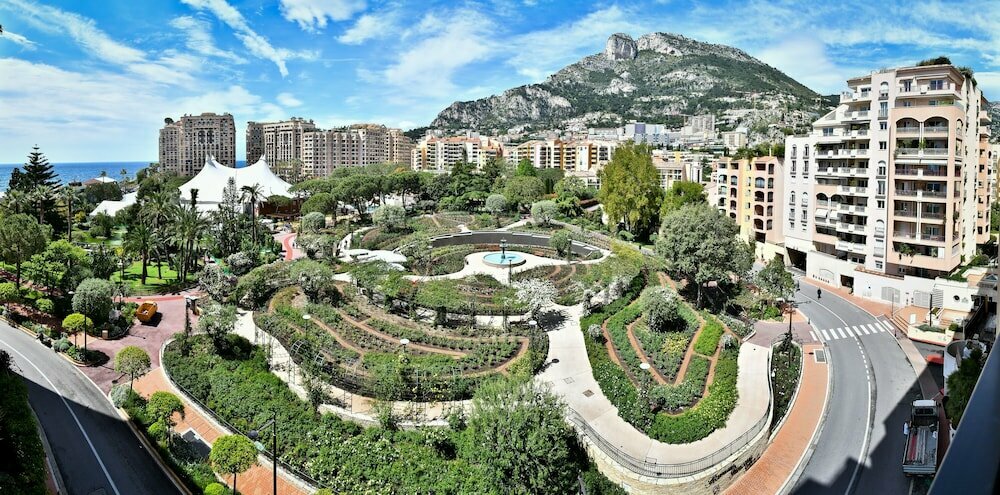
xmin=647 ymin=348 xmax=740 ymax=443
xmin=0 ymin=369 xmax=47 ymax=494
xmin=693 ymin=313 xmax=725 ymax=356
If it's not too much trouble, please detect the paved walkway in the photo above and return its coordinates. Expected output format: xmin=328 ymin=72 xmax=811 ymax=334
xmin=407 ymin=250 xmax=608 ymax=285
xmin=134 ymin=369 xmax=309 ymax=495
xmin=725 ymin=343 xmax=828 ymax=495
xmin=538 ymin=303 xmax=771 ymax=467
xmin=276 ymin=231 xmax=303 ymax=261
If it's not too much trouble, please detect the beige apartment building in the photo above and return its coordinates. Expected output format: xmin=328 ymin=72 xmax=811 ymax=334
xmin=783 ymin=63 xmax=993 ymax=302
xmin=710 ymin=156 xmax=785 ymax=251
xmin=411 ymin=136 xmax=503 ymax=172
xmin=159 ymin=113 xmax=236 ymax=175
xmin=245 ymin=121 xmax=412 ymax=179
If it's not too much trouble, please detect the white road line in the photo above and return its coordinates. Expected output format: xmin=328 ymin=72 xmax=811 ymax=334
xmin=810 ymin=330 xmax=818 ymax=341
xmin=857 ymin=325 xmax=870 ymax=335
xmin=0 ymin=336 xmax=122 ymax=495
xmin=881 ymin=320 xmax=893 ymax=330
xmin=866 ymin=324 xmax=879 ymax=333
xmin=821 ymin=329 xmax=831 ymax=340
xmin=836 ymin=328 xmax=847 ymax=339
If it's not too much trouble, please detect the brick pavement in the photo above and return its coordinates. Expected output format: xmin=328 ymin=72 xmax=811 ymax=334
xmin=725 ymin=343 xmax=828 ymax=495
xmin=134 ymin=369 xmax=310 ymax=495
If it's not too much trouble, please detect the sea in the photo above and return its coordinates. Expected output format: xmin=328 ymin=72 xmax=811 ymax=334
xmin=0 ymin=160 xmax=248 ymax=192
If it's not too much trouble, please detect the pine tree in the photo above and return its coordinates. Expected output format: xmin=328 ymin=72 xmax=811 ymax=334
xmin=19 ymin=145 xmax=58 ymax=191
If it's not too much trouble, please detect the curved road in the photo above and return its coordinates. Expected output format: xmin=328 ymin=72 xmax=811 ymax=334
xmin=0 ymin=323 xmax=179 ymax=495
xmin=791 ymin=278 xmax=916 ymax=495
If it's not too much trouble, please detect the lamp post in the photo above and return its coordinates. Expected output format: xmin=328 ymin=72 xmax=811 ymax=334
xmin=400 ymin=338 xmax=410 ymax=354
xmin=248 ymin=410 xmax=278 ymax=495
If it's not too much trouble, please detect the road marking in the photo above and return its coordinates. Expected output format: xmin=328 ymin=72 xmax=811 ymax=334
xmin=821 ymin=329 xmax=831 ymax=340
xmin=867 ymin=324 xmax=879 ymax=333
xmin=881 ymin=320 xmax=893 ymax=330
xmin=809 ymin=330 xmax=818 ymax=341
xmin=0 ymin=336 xmax=123 ymax=495
xmin=858 ymin=325 xmax=870 ymax=335
xmin=836 ymin=328 xmax=847 ymax=339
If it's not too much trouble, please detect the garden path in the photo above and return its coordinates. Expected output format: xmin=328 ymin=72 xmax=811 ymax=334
xmin=539 ymin=302 xmax=771 ymax=466
xmin=406 ymin=250 xmax=607 ymax=285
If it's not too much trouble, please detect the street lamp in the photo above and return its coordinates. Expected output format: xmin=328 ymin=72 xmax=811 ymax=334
xmin=247 ymin=411 xmax=278 ymax=495
xmin=302 ymin=314 xmax=312 ymax=321
xmin=400 ymin=338 xmax=410 ymax=354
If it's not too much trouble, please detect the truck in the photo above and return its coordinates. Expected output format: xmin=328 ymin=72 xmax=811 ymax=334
xmin=902 ymin=399 xmax=939 ymax=476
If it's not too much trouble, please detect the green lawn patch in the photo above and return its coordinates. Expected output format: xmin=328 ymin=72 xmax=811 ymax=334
xmin=111 ymin=261 xmax=197 ymax=294
xmin=693 ymin=313 xmax=725 ymax=356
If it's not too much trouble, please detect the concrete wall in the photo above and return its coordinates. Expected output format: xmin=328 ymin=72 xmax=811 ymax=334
xmin=431 ymin=230 xmax=601 ymax=257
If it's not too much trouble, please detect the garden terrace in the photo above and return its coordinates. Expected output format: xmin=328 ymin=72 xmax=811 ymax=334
xmin=258 ymin=286 xmax=539 ymax=401
xmin=513 ymin=263 xmax=591 ymax=305
xmin=583 ymin=271 xmax=743 ymax=444
xmin=354 ymin=216 xmax=463 ymax=251
xmin=430 ymin=231 xmax=602 ymax=259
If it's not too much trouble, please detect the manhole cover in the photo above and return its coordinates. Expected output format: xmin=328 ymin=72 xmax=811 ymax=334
xmin=814 ymin=350 xmax=827 ymax=363
xmin=563 ymin=377 xmax=574 ymax=384
xmin=583 ymin=389 xmax=594 ymax=397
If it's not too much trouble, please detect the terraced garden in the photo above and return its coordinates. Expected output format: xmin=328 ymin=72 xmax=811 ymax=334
xmin=582 ymin=271 xmax=742 ymax=444
xmin=255 ymin=285 xmax=545 ymax=401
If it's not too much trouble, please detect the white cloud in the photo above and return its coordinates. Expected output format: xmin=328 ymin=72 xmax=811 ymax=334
xmin=755 ymin=37 xmax=850 ymax=94
xmin=279 ymin=0 xmax=367 ymax=32
xmin=180 ymin=0 xmax=316 ymax=76
xmin=170 ymin=15 xmax=246 ymax=63
xmin=6 ymin=0 xmax=143 ymax=63
xmin=277 ymin=92 xmax=303 ymax=107
xmin=378 ymin=10 xmax=495 ymax=98
xmin=338 ymin=13 xmax=390 ymax=44
xmin=0 ymin=30 xmax=37 ymax=49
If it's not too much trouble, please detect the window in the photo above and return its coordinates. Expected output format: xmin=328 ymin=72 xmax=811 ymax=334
xmin=877 ymin=200 xmax=885 ymax=209
xmin=791 ymin=191 xmax=796 ymax=204
xmin=804 ymin=145 xmax=810 ymax=157
xmin=930 ymin=79 xmax=945 ymax=90
xmin=877 ymin=180 xmax=886 ymax=195
xmin=879 ymin=101 xmax=888 ymax=118
xmin=792 ymin=145 xmax=797 ymax=157
xmin=879 ymin=141 xmax=887 ymax=150
xmin=880 ymin=122 xmax=888 ymax=130
xmin=875 ymin=261 xmax=883 ymax=270
xmin=903 ymin=80 xmax=912 ymax=92
xmin=823 ymin=127 xmax=834 ymax=136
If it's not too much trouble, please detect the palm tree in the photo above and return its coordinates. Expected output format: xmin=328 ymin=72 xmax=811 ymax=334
xmin=0 ymin=189 xmax=28 ymax=214
xmin=59 ymin=187 xmax=83 ymax=241
xmin=171 ymin=205 xmax=208 ymax=282
xmin=124 ymin=224 xmax=154 ymax=285
xmin=142 ymin=190 xmax=178 ymax=279
xmin=30 ymin=185 xmax=53 ymax=224
xmin=240 ymin=183 xmax=264 ymax=247
xmin=119 ymin=168 xmax=128 ymax=187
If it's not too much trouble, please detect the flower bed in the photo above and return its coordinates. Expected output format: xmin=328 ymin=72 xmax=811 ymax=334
xmin=647 ymin=347 xmax=739 ymax=444
xmin=693 ymin=313 xmax=725 ymax=356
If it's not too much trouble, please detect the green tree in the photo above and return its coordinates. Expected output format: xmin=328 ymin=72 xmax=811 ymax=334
xmin=59 ymin=187 xmax=84 ymax=241
xmin=0 ymin=282 xmax=20 ymax=314
xmin=549 ymin=230 xmax=572 ymax=260
xmin=209 ymin=434 xmax=257 ymax=494
xmin=300 ymin=192 xmax=337 ymax=216
xmin=660 ymin=180 xmax=706 ymax=216
xmin=460 ymin=378 xmax=577 ymax=494
xmin=300 ymin=211 xmax=326 ymax=233
xmin=945 ymin=347 xmax=985 ymax=427
xmin=124 ymin=223 xmax=155 ymax=285
xmin=241 ymin=183 xmax=265 ymax=247
xmin=484 ymin=194 xmax=507 ymax=226
xmin=372 ymin=204 xmax=407 ymax=232
xmin=114 ymin=346 xmax=150 ymax=391
xmin=655 ymin=204 xmax=753 ymax=307
xmin=401 ymin=232 xmax=433 ymax=275
xmin=554 ymin=176 xmax=593 ymax=200
xmin=530 ymin=200 xmax=558 ymax=226
xmin=503 ymin=176 xmax=545 ymax=212
xmin=756 ymin=256 xmax=795 ymax=302
xmin=0 ymin=214 xmax=47 ymax=289
xmin=15 ymin=145 xmax=58 ymax=191
xmin=146 ymin=391 xmax=184 ymax=446
xmin=644 ymin=287 xmax=683 ymax=332
xmin=23 ymin=239 xmax=91 ymax=292
xmin=72 ymin=278 xmax=114 ymax=324
xmin=0 ymin=350 xmax=48 ymax=495
xmin=198 ymin=303 xmax=238 ymax=351
xmin=514 ymin=159 xmax=537 ymax=177
xmin=598 ymin=142 xmax=663 ymax=236
xmin=61 ymin=313 xmax=93 ymax=348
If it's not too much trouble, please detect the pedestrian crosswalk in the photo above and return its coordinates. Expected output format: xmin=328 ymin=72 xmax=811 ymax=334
xmin=808 ymin=320 xmax=895 ymax=342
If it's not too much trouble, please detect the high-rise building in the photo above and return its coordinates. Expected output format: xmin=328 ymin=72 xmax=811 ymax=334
xmin=710 ymin=157 xmax=785 ymax=250
xmin=325 ymin=124 xmax=413 ymax=170
xmin=159 ymin=113 xmax=236 ymax=176
xmin=411 ymin=136 xmax=503 ymax=172
xmin=783 ymin=63 xmax=992 ymax=292
xmin=244 ymin=118 xmax=318 ymax=180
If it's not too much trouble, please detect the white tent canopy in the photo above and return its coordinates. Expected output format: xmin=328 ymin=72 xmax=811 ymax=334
xmin=178 ymin=155 xmax=293 ymax=206
xmin=90 ymin=191 xmax=138 ymax=217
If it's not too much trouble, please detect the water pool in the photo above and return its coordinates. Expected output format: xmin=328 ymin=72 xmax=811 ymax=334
xmin=482 ymin=252 xmax=526 ymax=267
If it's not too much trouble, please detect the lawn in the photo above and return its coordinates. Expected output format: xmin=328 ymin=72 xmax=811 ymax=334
xmin=111 ymin=260 xmax=197 ymax=294
xmin=74 ymin=226 xmax=126 ymax=246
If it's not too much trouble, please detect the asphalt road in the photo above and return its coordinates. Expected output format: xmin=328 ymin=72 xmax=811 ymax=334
xmin=0 ymin=322 xmax=180 ymax=495
xmin=790 ymin=278 xmax=915 ymax=495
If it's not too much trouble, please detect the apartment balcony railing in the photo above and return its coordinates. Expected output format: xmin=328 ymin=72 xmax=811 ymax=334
xmin=837 ymin=221 xmax=866 ymax=234
xmin=921 ymin=211 xmax=945 ymax=219
xmin=894 ymin=167 xmax=947 ymax=177
xmin=896 ymin=148 xmax=950 ymax=158
xmin=851 ymin=129 xmax=869 ymax=137
xmin=894 ymin=209 xmax=917 ymax=217
xmin=893 ymin=231 xmax=945 ymax=242
xmin=838 ymin=185 xmax=868 ymax=194
xmin=845 ymin=110 xmax=870 ymax=120
xmin=835 ymin=240 xmax=867 ymax=254
xmin=894 ymin=189 xmax=947 ymax=198
xmin=924 ymin=125 xmax=949 ymax=134
xmin=894 ymin=230 xmax=917 ymax=240
xmin=896 ymin=126 xmax=921 ymax=134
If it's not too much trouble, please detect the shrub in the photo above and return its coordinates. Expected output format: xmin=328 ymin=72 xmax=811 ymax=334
xmin=693 ymin=314 xmax=725 ymax=356
xmin=109 ymin=383 xmax=135 ymax=408
xmin=52 ymin=337 xmax=71 ymax=352
xmin=372 ymin=204 xmax=407 ymax=232
xmin=72 ymin=278 xmax=114 ymax=323
xmin=549 ymin=230 xmax=572 ymax=257
xmin=644 ymin=288 xmax=683 ymax=333
xmin=530 ymin=200 xmax=558 ymax=225
xmin=226 ymin=251 xmax=256 ymax=276
xmin=300 ymin=212 xmax=326 ymax=233
xmin=147 ymin=421 xmax=167 ymax=442
xmin=203 ymin=483 xmax=227 ymax=495
xmin=34 ymin=298 xmax=54 ymax=314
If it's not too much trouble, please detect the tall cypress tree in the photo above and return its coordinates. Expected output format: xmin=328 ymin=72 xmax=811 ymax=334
xmin=19 ymin=145 xmax=58 ymax=190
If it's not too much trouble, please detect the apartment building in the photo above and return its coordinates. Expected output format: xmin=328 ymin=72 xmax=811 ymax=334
xmin=710 ymin=156 xmax=785 ymax=250
xmin=159 ymin=113 xmax=236 ymax=175
xmin=325 ymin=124 xmax=413 ymax=170
xmin=722 ymin=129 xmax=749 ymax=151
xmin=783 ymin=63 xmax=993 ymax=299
xmin=411 ymin=136 xmax=503 ymax=172
xmin=245 ymin=118 xmax=317 ymax=172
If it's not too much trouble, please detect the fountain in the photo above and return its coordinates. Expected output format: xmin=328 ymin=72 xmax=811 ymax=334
xmin=482 ymin=238 xmax=526 ymax=267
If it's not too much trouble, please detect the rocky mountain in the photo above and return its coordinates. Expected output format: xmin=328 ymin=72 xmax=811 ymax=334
xmin=432 ymin=32 xmax=832 ymax=141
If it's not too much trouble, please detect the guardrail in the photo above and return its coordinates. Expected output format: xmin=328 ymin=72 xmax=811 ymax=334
xmin=564 ymin=343 xmax=774 ymax=479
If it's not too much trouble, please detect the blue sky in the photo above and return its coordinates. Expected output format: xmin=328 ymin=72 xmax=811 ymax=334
xmin=1 ymin=0 xmax=998 ymax=163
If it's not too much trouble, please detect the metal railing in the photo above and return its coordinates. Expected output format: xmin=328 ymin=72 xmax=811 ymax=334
xmin=564 ymin=400 xmax=771 ymax=479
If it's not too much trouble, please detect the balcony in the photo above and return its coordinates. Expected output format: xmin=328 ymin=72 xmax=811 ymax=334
xmin=894 ymin=167 xmax=947 ymax=177
xmin=841 ymin=91 xmax=872 ymax=103
xmin=845 ymin=110 xmax=870 ymax=121
xmin=835 ymin=240 xmax=867 ymax=254
xmin=837 ymin=221 xmax=866 ymax=234
xmin=836 ymin=203 xmax=867 ymax=214
xmin=838 ymin=185 xmax=868 ymax=195
xmin=923 ymin=125 xmax=949 ymax=134
xmin=894 ymin=209 xmax=918 ymax=218
xmin=896 ymin=148 xmax=950 ymax=159
xmin=894 ymin=189 xmax=947 ymax=199
xmin=896 ymin=126 xmax=921 ymax=135
xmin=980 ymin=110 xmax=992 ymax=124
xmin=850 ymin=129 xmax=870 ymax=138
xmin=893 ymin=231 xmax=945 ymax=243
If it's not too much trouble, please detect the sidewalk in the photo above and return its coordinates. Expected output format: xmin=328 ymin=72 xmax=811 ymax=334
xmin=724 ymin=343 xmax=828 ymax=495
xmin=134 ymin=369 xmax=309 ymax=495
xmin=538 ymin=303 xmax=771 ymax=468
